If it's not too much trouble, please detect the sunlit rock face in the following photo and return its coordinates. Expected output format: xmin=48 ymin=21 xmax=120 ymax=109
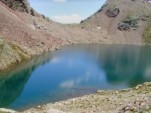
xmin=1 ymin=0 xmax=31 ymax=13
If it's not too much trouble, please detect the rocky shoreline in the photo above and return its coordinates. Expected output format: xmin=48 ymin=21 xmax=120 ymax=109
xmin=0 ymin=82 xmax=150 ymax=113
xmin=23 ymin=82 xmax=151 ymax=113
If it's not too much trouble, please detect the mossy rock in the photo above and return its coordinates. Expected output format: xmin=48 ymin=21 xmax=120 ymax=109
xmin=0 ymin=38 xmax=4 ymax=46
xmin=143 ymin=18 xmax=151 ymax=43
xmin=0 ymin=36 xmax=29 ymax=71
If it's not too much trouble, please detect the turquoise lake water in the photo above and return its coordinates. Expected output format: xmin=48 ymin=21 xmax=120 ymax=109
xmin=0 ymin=44 xmax=151 ymax=110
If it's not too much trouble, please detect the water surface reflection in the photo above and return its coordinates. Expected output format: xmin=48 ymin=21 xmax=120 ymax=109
xmin=0 ymin=44 xmax=151 ymax=110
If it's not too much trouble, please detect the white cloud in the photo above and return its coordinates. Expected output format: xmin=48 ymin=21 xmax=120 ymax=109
xmin=145 ymin=67 xmax=151 ymax=79
xmin=60 ymin=80 xmax=74 ymax=88
xmin=52 ymin=14 xmax=82 ymax=24
xmin=51 ymin=57 xmax=61 ymax=63
xmin=53 ymin=0 xmax=66 ymax=2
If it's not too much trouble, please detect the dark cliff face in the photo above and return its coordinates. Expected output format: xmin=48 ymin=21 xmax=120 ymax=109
xmin=0 ymin=0 xmax=40 ymax=17
xmin=1 ymin=0 xmax=31 ymax=13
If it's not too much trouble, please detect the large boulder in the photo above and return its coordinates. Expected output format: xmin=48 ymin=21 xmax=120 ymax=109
xmin=106 ymin=8 xmax=120 ymax=18
xmin=118 ymin=17 xmax=139 ymax=31
xmin=117 ymin=23 xmax=131 ymax=31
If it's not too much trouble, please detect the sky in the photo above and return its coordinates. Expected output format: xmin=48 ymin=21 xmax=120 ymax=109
xmin=28 ymin=0 xmax=107 ymax=24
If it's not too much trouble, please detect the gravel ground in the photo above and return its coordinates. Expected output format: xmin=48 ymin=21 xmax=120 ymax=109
xmin=22 ymin=82 xmax=151 ymax=113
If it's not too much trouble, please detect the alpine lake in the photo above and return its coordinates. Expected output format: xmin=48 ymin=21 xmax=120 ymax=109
xmin=0 ymin=44 xmax=151 ymax=110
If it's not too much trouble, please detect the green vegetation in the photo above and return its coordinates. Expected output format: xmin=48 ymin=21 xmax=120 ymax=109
xmin=11 ymin=43 xmax=29 ymax=61
xmin=0 ymin=38 xmax=4 ymax=49
xmin=30 ymin=8 xmax=35 ymax=16
xmin=0 ymin=36 xmax=29 ymax=71
xmin=107 ymin=0 xmax=123 ymax=10
xmin=143 ymin=18 xmax=151 ymax=43
xmin=123 ymin=14 xmax=139 ymax=25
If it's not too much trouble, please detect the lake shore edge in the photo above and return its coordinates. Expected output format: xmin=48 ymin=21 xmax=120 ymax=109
xmin=1 ymin=43 xmax=151 ymax=113
xmin=1 ymin=81 xmax=151 ymax=113
xmin=1 ymin=41 xmax=151 ymax=73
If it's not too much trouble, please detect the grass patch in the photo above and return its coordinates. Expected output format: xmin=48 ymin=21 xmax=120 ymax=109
xmin=143 ymin=18 xmax=151 ymax=43
xmin=10 ymin=43 xmax=29 ymax=61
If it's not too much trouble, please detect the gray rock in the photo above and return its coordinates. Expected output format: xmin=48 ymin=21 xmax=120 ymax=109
xmin=117 ymin=23 xmax=130 ymax=31
xmin=118 ymin=17 xmax=139 ymax=31
xmin=106 ymin=8 xmax=120 ymax=17
xmin=0 ymin=108 xmax=16 ymax=113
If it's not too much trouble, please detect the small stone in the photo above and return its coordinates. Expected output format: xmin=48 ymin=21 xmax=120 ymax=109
xmin=115 ymin=91 xmax=119 ymax=94
xmin=144 ymin=97 xmax=148 ymax=101
xmin=0 ymin=108 xmax=16 ymax=113
xmin=135 ymin=86 xmax=139 ymax=90
xmin=41 ymin=42 xmax=45 ymax=45
xmin=53 ymin=47 xmax=58 ymax=50
xmin=130 ymin=107 xmax=137 ymax=112
xmin=122 ymin=106 xmax=131 ymax=112
xmin=144 ymin=82 xmax=150 ymax=86
xmin=90 ymin=105 xmax=96 ymax=108
xmin=71 ymin=99 xmax=76 ymax=102
xmin=119 ymin=102 xmax=123 ymax=105
xmin=125 ymin=107 xmax=130 ymax=111
xmin=96 ymin=90 xmax=105 ymax=95
xmin=125 ymin=111 xmax=130 ymax=113
xmin=140 ymin=102 xmax=145 ymax=106
xmin=106 ymin=98 xmax=110 ymax=101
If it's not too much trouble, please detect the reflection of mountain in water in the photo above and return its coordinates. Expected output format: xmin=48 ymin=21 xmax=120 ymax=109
xmin=65 ymin=44 xmax=151 ymax=87
xmin=0 ymin=53 xmax=51 ymax=108
xmin=0 ymin=67 xmax=32 ymax=107
xmin=87 ymin=45 xmax=151 ymax=87
xmin=99 ymin=45 xmax=151 ymax=87
xmin=0 ymin=44 xmax=151 ymax=109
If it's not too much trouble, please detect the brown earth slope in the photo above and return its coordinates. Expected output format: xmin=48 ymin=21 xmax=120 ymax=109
xmin=0 ymin=0 xmax=63 ymax=70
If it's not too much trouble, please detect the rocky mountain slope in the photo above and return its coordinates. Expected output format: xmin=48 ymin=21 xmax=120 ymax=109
xmin=0 ymin=0 xmax=63 ymax=71
xmin=81 ymin=0 xmax=151 ymax=44
xmin=0 ymin=0 xmax=151 ymax=71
